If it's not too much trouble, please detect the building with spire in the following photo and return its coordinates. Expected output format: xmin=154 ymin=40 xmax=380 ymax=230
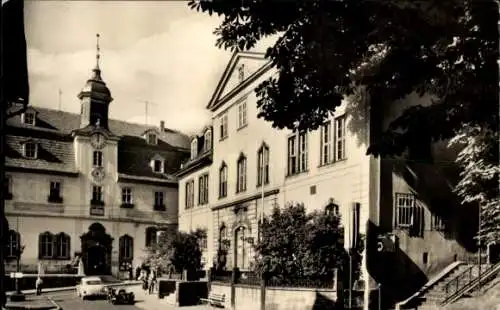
xmin=4 ymin=34 xmax=190 ymax=277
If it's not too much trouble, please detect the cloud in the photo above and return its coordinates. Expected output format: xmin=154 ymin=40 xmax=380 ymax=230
xmin=27 ymin=2 xmax=278 ymax=135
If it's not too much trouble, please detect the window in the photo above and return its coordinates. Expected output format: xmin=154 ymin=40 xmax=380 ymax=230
xmin=219 ymin=163 xmax=228 ymax=198
xmin=257 ymin=144 xmax=270 ymax=186
xmin=185 ymin=180 xmax=194 ymax=209
xmin=219 ymin=226 xmax=228 ymax=250
xmin=92 ymin=186 xmax=103 ymax=202
xmin=191 ymin=138 xmax=198 ymax=160
xmin=4 ymin=175 xmax=12 ymax=200
xmin=50 ymin=182 xmax=61 ymax=198
xmin=431 ymin=214 xmax=447 ymax=232
xmin=93 ymin=151 xmax=103 ymax=167
xmin=238 ymin=100 xmax=247 ymax=129
xmin=198 ymin=232 xmax=208 ymax=250
xmin=122 ymin=187 xmax=132 ymax=204
xmin=236 ymin=154 xmax=247 ymax=193
xmin=39 ymin=232 xmax=54 ymax=259
xmin=119 ymin=235 xmax=133 ymax=262
xmin=55 ymin=233 xmax=70 ymax=259
xmin=23 ymin=142 xmax=37 ymax=159
xmin=238 ymin=64 xmax=245 ymax=82
xmin=204 ymin=130 xmax=212 ymax=151
xmin=234 ymin=226 xmax=249 ymax=269
xmin=395 ymin=193 xmax=416 ymax=228
xmin=147 ymin=133 xmax=157 ymax=145
xmin=154 ymin=191 xmax=165 ymax=210
xmin=22 ymin=112 xmax=35 ymax=125
xmin=145 ymin=227 xmax=158 ymax=248
xmin=287 ymin=132 xmax=308 ymax=175
xmin=219 ymin=114 xmax=228 ymax=140
xmin=320 ymin=121 xmax=333 ymax=165
xmin=198 ymin=174 xmax=209 ymax=205
xmin=325 ymin=203 xmax=339 ymax=216
xmin=6 ymin=230 xmax=20 ymax=258
xmin=335 ymin=115 xmax=346 ymax=161
xmin=153 ymin=159 xmax=163 ymax=173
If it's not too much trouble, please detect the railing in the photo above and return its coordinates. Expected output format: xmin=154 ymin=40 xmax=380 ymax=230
xmin=443 ymin=262 xmax=500 ymax=305
xmin=236 ymin=271 xmax=261 ymax=286
xmin=266 ymin=276 xmax=334 ymax=289
xmin=444 ymin=264 xmax=477 ymax=299
xmin=212 ymin=270 xmax=232 ymax=283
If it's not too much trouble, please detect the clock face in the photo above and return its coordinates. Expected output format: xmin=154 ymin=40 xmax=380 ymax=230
xmin=91 ymin=167 xmax=106 ymax=183
xmin=91 ymin=133 xmax=106 ymax=149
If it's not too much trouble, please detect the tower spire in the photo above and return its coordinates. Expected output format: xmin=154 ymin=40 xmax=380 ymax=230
xmin=95 ymin=33 xmax=100 ymax=70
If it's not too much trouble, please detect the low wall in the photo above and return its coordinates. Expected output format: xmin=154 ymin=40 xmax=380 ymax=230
xmin=3 ymin=275 xmax=82 ymax=292
xmin=211 ymin=282 xmax=337 ymax=310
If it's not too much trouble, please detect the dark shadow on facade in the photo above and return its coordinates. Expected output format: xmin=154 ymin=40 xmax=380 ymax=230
xmin=312 ymin=291 xmax=340 ymax=310
xmin=80 ymin=223 xmax=113 ymax=275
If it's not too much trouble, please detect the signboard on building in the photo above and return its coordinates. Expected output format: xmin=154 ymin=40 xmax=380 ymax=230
xmin=90 ymin=206 xmax=104 ymax=216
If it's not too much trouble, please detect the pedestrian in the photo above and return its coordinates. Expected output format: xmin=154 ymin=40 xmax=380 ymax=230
xmin=35 ymin=276 xmax=43 ymax=295
xmin=135 ymin=266 xmax=141 ymax=280
xmin=148 ymin=270 xmax=157 ymax=295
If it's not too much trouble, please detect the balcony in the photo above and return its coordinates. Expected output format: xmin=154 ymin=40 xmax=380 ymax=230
xmin=153 ymin=204 xmax=166 ymax=211
xmin=90 ymin=200 xmax=105 ymax=216
xmin=120 ymin=203 xmax=135 ymax=209
xmin=47 ymin=195 xmax=63 ymax=204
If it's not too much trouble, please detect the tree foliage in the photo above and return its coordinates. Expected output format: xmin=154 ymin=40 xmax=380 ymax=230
xmin=145 ymin=229 xmax=205 ymax=273
xmin=449 ymin=125 xmax=500 ymax=245
xmin=253 ymin=203 xmax=351 ymax=282
xmin=188 ymin=0 xmax=498 ymax=156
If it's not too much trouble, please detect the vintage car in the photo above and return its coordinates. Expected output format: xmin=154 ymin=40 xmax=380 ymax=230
xmin=76 ymin=276 xmax=107 ymax=299
xmin=106 ymin=287 xmax=135 ymax=305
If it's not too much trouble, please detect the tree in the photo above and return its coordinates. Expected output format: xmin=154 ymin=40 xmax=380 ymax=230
xmin=189 ymin=0 xmax=499 ymax=239
xmin=254 ymin=203 xmax=351 ymax=283
xmin=449 ymin=125 xmax=500 ymax=245
xmin=145 ymin=229 xmax=204 ymax=275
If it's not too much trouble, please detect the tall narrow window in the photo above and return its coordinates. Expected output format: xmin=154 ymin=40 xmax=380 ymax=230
xmin=93 ymin=150 xmax=103 ymax=167
xmin=24 ymin=142 xmax=37 ymax=159
xmin=220 ymin=114 xmax=228 ymax=140
xmin=6 ymin=230 xmax=20 ymax=258
xmin=154 ymin=191 xmax=165 ymax=210
xmin=119 ymin=235 xmax=134 ymax=263
xmin=147 ymin=133 xmax=157 ymax=145
xmin=395 ymin=193 xmax=415 ymax=228
xmin=191 ymin=138 xmax=198 ymax=160
xmin=219 ymin=163 xmax=228 ymax=198
xmin=121 ymin=187 xmax=132 ymax=204
xmin=153 ymin=159 xmax=163 ymax=173
xmin=236 ymin=154 xmax=247 ymax=193
xmin=219 ymin=226 xmax=228 ymax=250
xmin=320 ymin=121 xmax=333 ymax=165
xmin=4 ymin=175 xmax=12 ymax=200
xmin=39 ymin=232 xmax=54 ymax=259
xmin=287 ymin=132 xmax=308 ymax=175
xmin=185 ymin=180 xmax=194 ymax=209
xmin=204 ymin=130 xmax=212 ymax=151
xmin=55 ymin=233 xmax=70 ymax=259
xmin=198 ymin=174 xmax=209 ymax=205
xmin=90 ymin=185 xmax=104 ymax=215
xmin=257 ymin=144 xmax=270 ymax=186
xmin=50 ymin=182 xmax=61 ymax=198
xmin=335 ymin=115 xmax=346 ymax=161
xmin=145 ymin=227 xmax=158 ymax=248
xmin=23 ymin=112 xmax=35 ymax=125
xmin=92 ymin=186 xmax=103 ymax=202
xmin=238 ymin=99 xmax=248 ymax=129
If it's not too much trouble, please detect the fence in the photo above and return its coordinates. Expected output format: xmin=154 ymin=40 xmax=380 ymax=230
xmin=209 ymin=268 xmax=340 ymax=310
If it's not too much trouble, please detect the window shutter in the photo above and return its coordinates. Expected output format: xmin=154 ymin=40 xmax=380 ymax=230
xmin=38 ymin=235 xmax=43 ymax=259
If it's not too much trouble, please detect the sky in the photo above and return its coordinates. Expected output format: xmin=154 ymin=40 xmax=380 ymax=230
xmin=24 ymin=1 xmax=274 ymax=135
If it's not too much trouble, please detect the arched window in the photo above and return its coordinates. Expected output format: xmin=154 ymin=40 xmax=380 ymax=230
xmin=219 ymin=225 xmax=228 ymax=251
xmin=236 ymin=154 xmax=247 ymax=193
xmin=55 ymin=233 xmax=70 ymax=259
xmin=219 ymin=162 xmax=228 ymax=198
xmin=39 ymin=232 xmax=54 ymax=259
xmin=325 ymin=203 xmax=339 ymax=216
xmin=257 ymin=143 xmax=270 ymax=186
xmin=6 ymin=230 xmax=20 ymax=259
xmin=204 ymin=129 xmax=212 ymax=151
xmin=190 ymin=138 xmax=198 ymax=160
xmin=234 ymin=226 xmax=249 ymax=269
xmin=119 ymin=235 xmax=134 ymax=262
xmin=145 ymin=227 xmax=158 ymax=248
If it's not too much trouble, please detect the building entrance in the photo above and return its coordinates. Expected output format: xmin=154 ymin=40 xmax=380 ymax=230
xmin=81 ymin=223 xmax=113 ymax=275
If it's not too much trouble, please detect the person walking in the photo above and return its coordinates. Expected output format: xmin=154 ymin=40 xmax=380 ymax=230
xmin=35 ymin=277 xmax=43 ymax=295
xmin=148 ymin=270 xmax=157 ymax=295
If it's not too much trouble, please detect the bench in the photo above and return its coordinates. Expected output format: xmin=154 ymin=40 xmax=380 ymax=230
xmin=200 ymin=292 xmax=226 ymax=308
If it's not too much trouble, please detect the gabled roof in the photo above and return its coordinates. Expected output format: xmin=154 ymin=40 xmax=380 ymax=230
xmin=206 ymin=51 xmax=271 ymax=111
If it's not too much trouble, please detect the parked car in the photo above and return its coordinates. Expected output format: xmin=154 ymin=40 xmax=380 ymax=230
xmin=106 ymin=287 xmax=135 ymax=305
xmin=76 ymin=276 xmax=107 ymax=300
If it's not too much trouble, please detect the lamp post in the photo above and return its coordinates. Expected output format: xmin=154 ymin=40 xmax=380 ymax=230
xmin=478 ymin=203 xmax=482 ymax=289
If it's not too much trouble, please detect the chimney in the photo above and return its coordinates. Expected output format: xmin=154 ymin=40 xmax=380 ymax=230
xmin=160 ymin=120 xmax=165 ymax=132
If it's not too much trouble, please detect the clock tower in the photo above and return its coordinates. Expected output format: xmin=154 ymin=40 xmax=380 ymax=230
xmin=78 ymin=34 xmax=113 ymax=130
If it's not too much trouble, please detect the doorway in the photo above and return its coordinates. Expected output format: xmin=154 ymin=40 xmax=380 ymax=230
xmin=80 ymin=223 xmax=113 ymax=275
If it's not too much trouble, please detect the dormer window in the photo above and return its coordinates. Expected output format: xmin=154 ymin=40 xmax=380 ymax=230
xmin=190 ymin=138 xmax=198 ymax=160
xmin=23 ymin=142 xmax=38 ymax=159
xmin=150 ymin=155 xmax=165 ymax=173
xmin=22 ymin=112 xmax=36 ymax=126
xmin=147 ymin=133 xmax=157 ymax=145
xmin=204 ymin=129 xmax=212 ymax=152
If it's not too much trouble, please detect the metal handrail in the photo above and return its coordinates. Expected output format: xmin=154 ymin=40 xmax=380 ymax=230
xmin=442 ymin=262 xmax=500 ymax=305
xmin=444 ymin=264 xmax=476 ymax=298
